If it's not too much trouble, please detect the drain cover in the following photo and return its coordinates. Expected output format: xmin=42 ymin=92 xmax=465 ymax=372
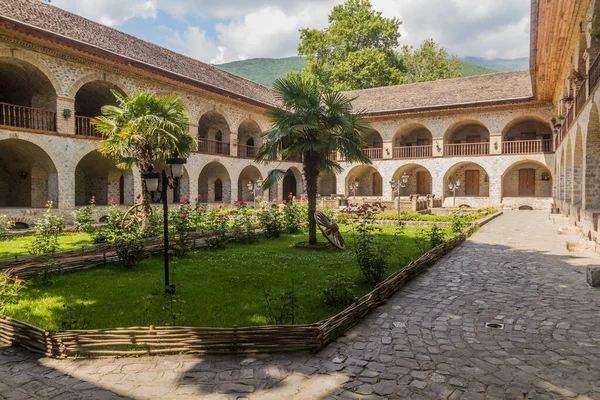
xmin=485 ymin=322 xmax=505 ymax=329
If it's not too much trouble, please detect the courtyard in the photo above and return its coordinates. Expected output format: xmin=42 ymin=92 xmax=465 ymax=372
xmin=1 ymin=211 xmax=599 ymax=399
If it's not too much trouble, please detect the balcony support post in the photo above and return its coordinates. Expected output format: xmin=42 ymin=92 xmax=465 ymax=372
xmin=56 ymin=97 xmax=75 ymax=135
xmin=490 ymin=133 xmax=502 ymax=155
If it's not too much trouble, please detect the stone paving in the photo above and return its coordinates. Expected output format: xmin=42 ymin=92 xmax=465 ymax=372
xmin=2 ymin=211 xmax=600 ymax=399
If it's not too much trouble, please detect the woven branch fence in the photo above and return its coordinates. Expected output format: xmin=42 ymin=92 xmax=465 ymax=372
xmin=0 ymin=212 xmax=501 ymax=358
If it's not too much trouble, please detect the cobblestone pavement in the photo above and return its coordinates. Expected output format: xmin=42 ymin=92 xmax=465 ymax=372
xmin=2 ymin=211 xmax=600 ymax=400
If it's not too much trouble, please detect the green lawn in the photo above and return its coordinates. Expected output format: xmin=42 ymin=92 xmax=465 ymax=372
xmin=4 ymin=225 xmax=451 ymax=330
xmin=0 ymin=233 xmax=94 ymax=259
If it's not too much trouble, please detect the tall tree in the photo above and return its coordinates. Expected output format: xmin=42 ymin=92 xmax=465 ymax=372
xmin=93 ymin=90 xmax=195 ymax=217
xmin=401 ymin=39 xmax=463 ymax=83
xmin=256 ymin=74 xmax=371 ymax=245
xmin=298 ymin=0 xmax=406 ymax=91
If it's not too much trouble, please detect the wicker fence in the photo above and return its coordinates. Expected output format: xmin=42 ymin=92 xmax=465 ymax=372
xmin=0 ymin=212 xmax=501 ymax=358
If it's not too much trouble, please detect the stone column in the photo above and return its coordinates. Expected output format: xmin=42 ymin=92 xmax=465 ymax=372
xmin=230 ymin=133 xmax=238 ymax=157
xmin=489 ymin=175 xmax=502 ymax=206
xmin=56 ymin=97 xmax=75 ymax=135
xmin=57 ymin=165 xmax=75 ymax=210
xmin=433 ymin=138 xmax=444 ymax=157
xmin=489 ymin=133 xmax=502 ymax=155
xmin=431 ymin=173 xmax=445 ymax=200
xmin=383 ymin=140 xmax=393 ymax=159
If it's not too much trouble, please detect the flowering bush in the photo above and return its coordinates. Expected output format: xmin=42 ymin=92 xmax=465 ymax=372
xmin=0 ymin=216 xmax=14 ymax=240
xmin=0 ymin=272 xmax=25 ymax=314
xmin=168 ymin=197 xmax=192 ymax=257
xmin=73 ymin=196 xmax=96 ymax=233
xmin=282 ymin=196 xmax=306 ymax=234
xmin=258 ymin=204 xmax=283 ymax=239
xmin=206 ymin=213 xmax=229 ymax=249
xmin=28 ymin=201 xmax=65 ymax=255
xmin=230 ymin=204 xmax=256 ymax=243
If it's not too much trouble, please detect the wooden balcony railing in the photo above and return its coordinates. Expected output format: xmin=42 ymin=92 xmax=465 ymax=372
xmin=198 ymin=138 xmax=230 ymax=155
xmin=502 ymin=139 xmax=553 ymax=154
xmin=0 ymin=102 xmax=56 ymax=132
xmin=237 ymin=144 xmax=259 ymax=159
xmin=444 ymin=142 xmax=489 ymax=157
xmin=576 ymin=79 xmax=587 ymax=116
xmin=590 ymin=53 xmax=600 ymax=96
xmin=363 ymin=147 xmax=383 ymax=160
xmin=392 ymin=145 xmax=432 ymax=159
xmin=75 ymin=116 xmax=103 ymax=138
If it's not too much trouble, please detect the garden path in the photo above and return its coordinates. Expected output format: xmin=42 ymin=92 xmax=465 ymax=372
xmin=1 ymin=210 xmax=600 ymax=399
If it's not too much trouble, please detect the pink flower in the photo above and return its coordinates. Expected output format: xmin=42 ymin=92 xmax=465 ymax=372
xmin=91 ymin=196 xmax=96 ymax=200
xmin=283 ymin=200 xmax=287 ymax=205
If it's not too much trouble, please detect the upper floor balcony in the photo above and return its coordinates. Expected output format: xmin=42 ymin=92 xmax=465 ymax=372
xmin=198 ymin=138 xmax=230 ymax=156
xmin=0 ymin=102 xmax=56 ymax=133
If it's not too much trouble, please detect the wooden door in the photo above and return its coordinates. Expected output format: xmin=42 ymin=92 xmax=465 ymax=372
xmin=465 ymin=170 xmax=480 ymax=196
xmin=417 ymin=171 xmax=431 ymax=195
xmin=214 ymin=179 xmax=223 ymax=202
xmin=519 ymin=169 xmax=536 ymax=197
xmin=373 ymin=173 xmax=383 ymax=196
xmin=119 ymin=175 xmax=124 ymax=205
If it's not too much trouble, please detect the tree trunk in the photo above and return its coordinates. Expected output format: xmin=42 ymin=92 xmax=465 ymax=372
xmin=141 ymin=178 xmax=152 ymax=219
xmin=303 ymin=157 xmax=319 ymax=245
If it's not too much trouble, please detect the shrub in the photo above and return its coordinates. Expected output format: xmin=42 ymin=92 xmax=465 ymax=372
xmin=258 ymin=205 xmax=283 ymax=239
xmin=0 ymin=272 xmax=25 ymax=314
xmin=0 ymin=216 xmax=14 ymax=240
xmin=168 ymin=199 xmax=192 ymax=258
xmin=206 ymin=213 xmax=228 ymax=249
xmin=28 ymin=201 xmax=65 ymax=255
xmin=282 ymin=198 xmax=303 ymax=234
xmin=427 ymin=225 xmax=445 ymax=248
xmin=262 ymin=282 xmax=300 ymax=325
xmin=73 ymin=196 xmax=96 ymax=233
xmin=321 ymin=273 xmax=356 ymax=307
xmin=450 ymin=210 xmax=471 ymax=234
xmin=229 ymin=205 xmax=256 ymax=244
xmin=111 ymin=230 xmax=145 ymax=269
xmin=353 ymin=220 xmax=388 ymax=286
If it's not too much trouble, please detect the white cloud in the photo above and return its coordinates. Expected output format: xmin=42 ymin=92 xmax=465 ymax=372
xmin=48 ymin=0 xmax=531 ymax=61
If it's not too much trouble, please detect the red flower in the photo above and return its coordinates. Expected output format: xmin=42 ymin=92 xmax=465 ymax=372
xmin=218 ymin=214 xmax=225 ymax=218
xmin=147 ymin=225 xmax=153 ymax=229
xmin=283 ymin=200 xmax=287 ymax=205
xmin=136 ymin=194 xmax=141 ymax=199
xmin=114 ymin=221 xmax=120 ymax=226
xmin=182 ymin=213 xmax=188 ymax=219
xmin=214 ymin=219 xmax=219 ymax=224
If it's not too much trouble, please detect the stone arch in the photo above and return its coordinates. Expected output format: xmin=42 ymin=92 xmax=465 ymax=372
xmin=392 ymin=164 xmax=433 ymax=197
xmin=346 ymin=165 xmax=383 ymax=197
xmin=198 ymin=111 xmax=231 ymax=155
xmin=392 ymin=124 xmax=433 ymax=158
xmin=318 ymin=171 xmax=337 ymax=197
xmin=0 ymin=56 xmax=58 ymax=131
xmin=283 ymin=167 xmax=303 ymax=199
xmin=443 ymin=161 xmax=490 ymax=199
xmin=502 ymin=116 xmax=553 ymax=152
xmin=444 ymin=120 xmax=490 ymax=156
xmin=585 ymin=102 xmax=600 ymax=209
xmin=74 ymin=80 xmax=125 ymax=118
xmin=0 ymin=139 xmax=59 ymax=207
xmin=238 ymin=119 xmax=262 ymax=158
xmin=0 ymin=50 xmax=61 ymax=96
xmin=198 ymin=162 xmax=232 ymax=204
xmin=501 ymin=160 xmax=553 ymax=198
xmin=237 ymin=165 xmax=263 ymax=202
xmin=565 ymin=136 xmax=573 ymax=203
xmin=67 ymin=73 xmax=128 ymax=99
xmin=75 ymin=150 xmax=134 ymax=206
xmin=573 ymin=127 xmax=585 ymax=205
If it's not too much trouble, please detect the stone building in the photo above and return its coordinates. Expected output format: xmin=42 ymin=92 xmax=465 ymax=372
xmin=0 ymin=0 xmax=595 ymax=240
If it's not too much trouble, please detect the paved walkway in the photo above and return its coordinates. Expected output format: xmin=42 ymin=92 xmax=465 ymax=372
xmin=2 ymin=211 xmax=600 ymax=400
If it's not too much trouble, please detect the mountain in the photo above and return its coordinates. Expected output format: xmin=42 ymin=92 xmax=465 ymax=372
xmin=215 ymin=56 xmax=500 ymax=88
xmin=461 ymin=56 xmax=529 ymax=72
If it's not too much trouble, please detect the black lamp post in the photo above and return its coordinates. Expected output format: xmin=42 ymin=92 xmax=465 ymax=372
xmin=141 ymin=156 xmax=187 ymax=294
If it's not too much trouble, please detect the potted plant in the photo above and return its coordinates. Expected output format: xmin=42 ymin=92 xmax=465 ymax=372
xmin=550 ymin=202 xmax=560 ymax=214
xmin=62 ymin=108 xmax=72 ymax=119
xmin=553 ymin=115 xmax=564 ymax=129
xmin=588 ymin=17 xmax=600 ymax=40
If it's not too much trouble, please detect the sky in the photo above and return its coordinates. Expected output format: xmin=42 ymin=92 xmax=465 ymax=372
xmin=48 ymin=0 xmax=531 ymax=65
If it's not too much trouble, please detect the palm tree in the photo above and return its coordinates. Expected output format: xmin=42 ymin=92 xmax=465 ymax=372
xmin=93 ymin=90 xmax=195 ymax=217
xmin=256 ymin=75 xmax=371 ymax=245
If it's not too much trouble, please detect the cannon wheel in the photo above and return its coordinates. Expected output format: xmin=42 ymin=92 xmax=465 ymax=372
xmin=314 ymin=211 xmax=345 ymax=249
xmin=121 ymin=204 xmax=149 ymax=229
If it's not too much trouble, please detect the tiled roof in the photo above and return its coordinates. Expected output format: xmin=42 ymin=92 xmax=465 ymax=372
xmin=345 ymin=71 xmax=534 ymax=115
xmin=0 ymin=0 xmax=278 ymax=107
xmin=0 ymin=0 xmax=534 ymax=114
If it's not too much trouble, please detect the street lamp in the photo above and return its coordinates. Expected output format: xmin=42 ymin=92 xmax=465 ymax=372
xmin=389 ymin=173 xmax=409 ymax=225
xmin=247 ymin=179 xmax=263 ymax=208
xmin=448 ymin=178 xmax=461 ymax=207
xmin=141 ymin=156 xmax=186 ymax=294
xmin=349 ymin=180 xmax=359 ymax=200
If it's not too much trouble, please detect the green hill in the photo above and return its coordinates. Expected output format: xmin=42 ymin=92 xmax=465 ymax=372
xmin=215 ymin=56 xmax=498 ymax=87
xmin=461 ymin=56 xmax=529 ymax=72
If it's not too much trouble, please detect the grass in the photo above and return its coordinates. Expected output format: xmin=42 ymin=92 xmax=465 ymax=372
xmin=0 ymin=233 xmax=94 ymax=259
xmin=4 ymin=225 xmax=452 ymax=330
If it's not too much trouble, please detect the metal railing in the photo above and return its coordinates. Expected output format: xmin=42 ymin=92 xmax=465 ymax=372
xmin=0 ymin=102 xmax=56 ymax=132
xmin=502 ymin=139 xmax=553 ymax=154
xmin=444 ymin=142 xmax=489 ymax=157
xmin=198 ymin=138 xmax=230 ymax=155
xmin=392 ymin=145 xmax=432 ymax=159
